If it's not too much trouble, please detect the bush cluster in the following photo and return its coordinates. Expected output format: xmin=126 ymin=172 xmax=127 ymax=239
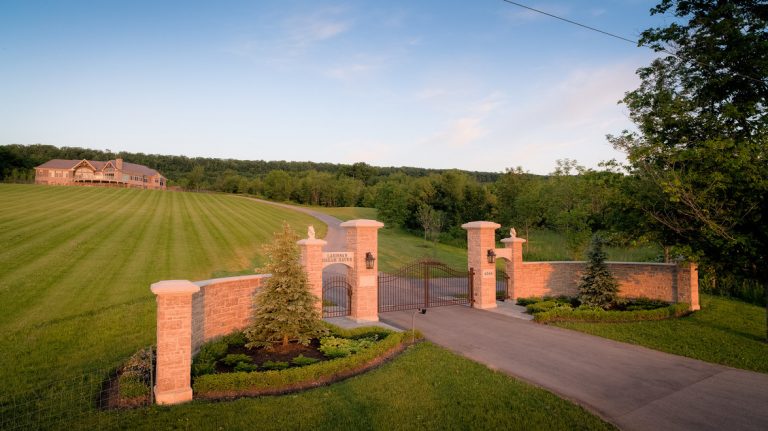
xmin=533 ymin=302 xmax=691 ymax=323
xmin=318 ymin=335 xmax=379 ymax=358
xmin=117 ymin=346 xmax=154 ymax=400
xmin=193 ymin=329 xmax=408 ymax=396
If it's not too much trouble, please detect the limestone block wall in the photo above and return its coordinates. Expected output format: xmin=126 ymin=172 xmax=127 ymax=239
xmin=517 ymin=261 xmax=697 ymax=307
xmin=191 ymin=274 xmax=269 ymax=353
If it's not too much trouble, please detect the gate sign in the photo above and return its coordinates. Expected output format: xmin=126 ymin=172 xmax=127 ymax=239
xmin=322 ymin=252 xmax=354 ymax=267
xmin=482 ymin=270 xmax=494 ymax=278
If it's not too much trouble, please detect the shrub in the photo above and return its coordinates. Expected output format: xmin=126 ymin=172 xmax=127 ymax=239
xmin=223 ymin=331 xmax=247 ymax=348
xmin=222 ymin=354 xmax=252 ymax=367
xmin=234 ymin=362 xmax=258 ymax=372
xmin=261 ymin=360 xmax=290 ymax=371
xmin=578 ymin=235 xmax=619 ymax=309
xmin=534 ymin=302 xmax=691 ymax=323
xmin=193 ymin=331 xmax=407 ymax=396
xmin=319 ymin=335 xmax=378 ymax=358
xmin=624 ymin=297 xmax=669 ymax=311
xmin=117 ymin=346 xmax=154 ymax=400
xmin=291 ymin=354 xmax=320 ymax=367
xmin=118 ymin=375 xmax=150 ymax=399
xmin=517 ymin=297 xmax=541 ymax=306
xmin=192 ymin=339 xmax=229 ymax=377
xmin=245 ymin=223 xmax=328 ymax=349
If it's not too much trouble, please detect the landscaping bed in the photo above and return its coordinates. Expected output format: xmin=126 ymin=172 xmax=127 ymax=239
xmin=192 ymin=324 xmax=414 ymax=400
xmin=517 ymin=296 xmax=691 ymax=323
xmin=102 ymin=346 xmax=154 ymax=409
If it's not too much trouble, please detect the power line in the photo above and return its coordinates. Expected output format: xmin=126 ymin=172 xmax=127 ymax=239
xmin=500 ymin=0 xmax=766 ymax=84
xmin=501 ymin=0 xmax=638 ymax=45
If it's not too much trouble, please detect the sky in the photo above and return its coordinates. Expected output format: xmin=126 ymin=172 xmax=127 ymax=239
xmin=0 ymin=1 xmax=674 ymax=174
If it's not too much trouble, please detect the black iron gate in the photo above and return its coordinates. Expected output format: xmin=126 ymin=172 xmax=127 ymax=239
xmin=378 ymin=259 xmax=474 ymax=312
xmin=322 ymin=274 xmax=351 ymax=318
xmin=496 ymin=269 xmax=510 ymax=301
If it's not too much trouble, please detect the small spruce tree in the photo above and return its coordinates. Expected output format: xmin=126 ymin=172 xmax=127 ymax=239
xmin=578 ymin=234 xmax=619 ymax=309
xmin=245 ymin=222 xmax=327 ymax=349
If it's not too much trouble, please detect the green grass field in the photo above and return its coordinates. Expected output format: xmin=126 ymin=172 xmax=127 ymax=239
xmin=83 ymin=343 xmax=614 ymax=430
xmin=0 ymin=185 xmax=323 ymax=398
xmin=552 ymin=294 xmax=768 ymax=373
xmin=1 ymin=185 xmax=613 ymax=430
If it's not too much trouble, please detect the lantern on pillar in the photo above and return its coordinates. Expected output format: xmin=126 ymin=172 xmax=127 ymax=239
xmin=365 ymin=252 xmax=376 ymax=269
xmin=487 ymin=249 xmax=496 ymax=264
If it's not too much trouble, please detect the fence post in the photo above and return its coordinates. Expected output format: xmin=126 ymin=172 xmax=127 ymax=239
xmin=150 ymin=280 xmax=199 ymax=405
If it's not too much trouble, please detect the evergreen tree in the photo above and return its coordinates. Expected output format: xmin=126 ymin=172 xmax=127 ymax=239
xmin=578 ymin=235 xmax=619 ymax=309
xmin=245 ymin=222 xmax=327 ymax=349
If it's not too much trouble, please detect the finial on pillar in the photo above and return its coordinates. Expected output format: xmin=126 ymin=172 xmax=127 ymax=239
xmin=510 ymin=227 xmax=517 ymax=238
xmin=307 ymin=225 xmax=315 ymax=240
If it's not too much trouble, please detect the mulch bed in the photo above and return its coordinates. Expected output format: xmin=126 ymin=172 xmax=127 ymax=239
xmin=195 ymin=340 xmax=412 ymax=401
xmin=216 ymin=339 xmax=327 ymax=373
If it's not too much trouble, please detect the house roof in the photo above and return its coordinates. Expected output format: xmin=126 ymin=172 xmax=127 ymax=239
xmin=35 ymin=159 xmax=163 ymax=177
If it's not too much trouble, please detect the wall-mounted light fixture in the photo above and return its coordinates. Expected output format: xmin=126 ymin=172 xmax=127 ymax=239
xmin=487 ymin=249 xmax=496 ymax=264
xmin=365 ymin=252 xmax=375 ymax=269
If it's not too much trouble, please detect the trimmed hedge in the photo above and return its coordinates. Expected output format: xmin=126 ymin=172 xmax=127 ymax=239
xmin=533 ymin=302 xmax=691 ymax=323
xmin=193 ymin=327 xmax=414 ymax=399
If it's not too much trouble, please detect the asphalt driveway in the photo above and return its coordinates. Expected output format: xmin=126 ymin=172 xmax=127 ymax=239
xmin=381 ymin=306 xmax=768 ymax=431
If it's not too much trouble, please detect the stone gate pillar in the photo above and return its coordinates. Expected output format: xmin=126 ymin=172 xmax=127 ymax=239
xmin=150 ymin=280 xmax=199 ymax=405
xmin=298 ymin=236 xmax=327 ymax=313
xmin=501 ymin=233 xmax=527 ymax=301
xmin=676 ymin=262 xmax=701 ymax=311
xmin=341 ymin=219 xmax=384 ymax=321
xmin=462 ymin=221 xmax=500 ymax=309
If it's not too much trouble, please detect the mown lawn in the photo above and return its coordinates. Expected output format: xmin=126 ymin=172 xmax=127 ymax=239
xmin=74 ymin=343 xmax=615 ymax=430
xmin=552 ymin=294 xmax=768 ymax=373
xmin=1 ymin=186 xmax=613 ymax=430
xmin=0 ymin=184 xmax=323 ymax=402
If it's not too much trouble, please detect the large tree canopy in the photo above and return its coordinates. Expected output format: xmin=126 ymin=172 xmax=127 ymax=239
xmin=610 ymin=1 xmax=768 ymax=307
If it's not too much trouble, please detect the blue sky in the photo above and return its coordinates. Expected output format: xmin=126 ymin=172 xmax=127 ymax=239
xmin=0 ymin=1 xmax=672 ymax=174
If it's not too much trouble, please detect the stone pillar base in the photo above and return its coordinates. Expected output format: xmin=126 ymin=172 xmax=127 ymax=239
xmin=154 ymin=386 xmax=193 ymax=405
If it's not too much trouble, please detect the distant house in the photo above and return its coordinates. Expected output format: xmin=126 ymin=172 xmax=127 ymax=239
xmin=34 ymin=158 xmax=166 ymax=190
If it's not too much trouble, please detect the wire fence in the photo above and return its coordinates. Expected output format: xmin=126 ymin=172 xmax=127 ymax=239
xmin=1 ymin=347 xmax=154 ymax=431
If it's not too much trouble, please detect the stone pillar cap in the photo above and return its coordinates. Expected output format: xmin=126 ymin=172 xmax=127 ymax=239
xmin=297 ymin=238 xmax=327 ymax=246
xmin=501 ymin=237 xmax=527 ymax=244
xmin=340 ymin=219 xmax=384 ymax=228
xmin=151 ymin=280 xmax=200 ymax=295
xmin=461 ymin=221 xmax=501 ymax=230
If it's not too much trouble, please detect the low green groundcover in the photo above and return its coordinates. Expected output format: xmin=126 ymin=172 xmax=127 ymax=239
xmin=192 ymin=324 xmax=411 ymax=399
xmin=517 ymin=296 xmax=691 ymax=323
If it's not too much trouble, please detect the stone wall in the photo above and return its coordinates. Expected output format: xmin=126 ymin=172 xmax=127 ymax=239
xmin=517 ymin=261 xmax=697 ymax=306
xmin=191 ymin=274 xmax=269 ymax=353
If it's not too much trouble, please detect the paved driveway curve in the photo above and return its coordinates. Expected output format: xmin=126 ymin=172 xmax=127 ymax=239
xmin=239 ymin=197 xmax=345 ymax=251
xmin=381 ymin=306 xmax=768 ymax=431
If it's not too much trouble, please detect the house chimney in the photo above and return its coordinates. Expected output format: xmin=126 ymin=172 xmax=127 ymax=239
xmin=116 ymin=158 xmax=123 ymax=170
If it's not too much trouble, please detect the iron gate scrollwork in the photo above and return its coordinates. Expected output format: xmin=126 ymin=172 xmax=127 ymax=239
xmin=322 ymin=274 xmax=351 ymax=318
xmin=496 ymin=269 xmax=510 ymax=301
xmin=378 ymin=259 xmax=474 ymax=312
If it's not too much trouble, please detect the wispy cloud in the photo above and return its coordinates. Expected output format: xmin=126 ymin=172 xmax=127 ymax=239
xmin=423 ymin=92 xmax=505 ymax=148
xmin=228 ymin=7 xmax=352 ymax=64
